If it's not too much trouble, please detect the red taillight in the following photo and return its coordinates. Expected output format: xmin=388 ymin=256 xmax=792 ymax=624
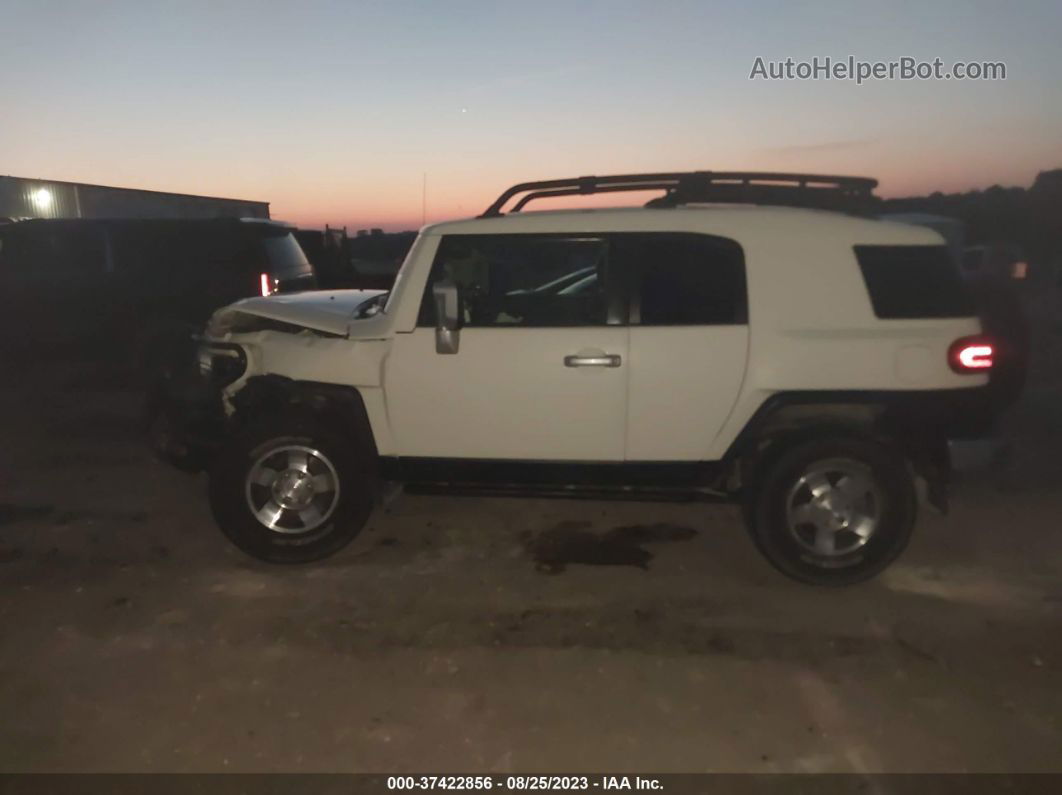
xmin=259 ymin=272 xmax=276 ymax=297
xmin=949 ymin=337 xmax=994 ymax=373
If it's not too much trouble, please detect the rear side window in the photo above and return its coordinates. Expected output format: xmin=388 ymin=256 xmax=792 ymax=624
xmin=855 ymin=245 xmax=973 ymax=319
xmin=613 ymin=232 xmax=747 ymax=325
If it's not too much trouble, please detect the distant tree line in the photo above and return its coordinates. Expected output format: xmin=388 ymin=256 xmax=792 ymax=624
xmin=306 ymin=168 xmax=1062 ymax=289
xmin=879 ymin=168 xmax=1062 ymax=265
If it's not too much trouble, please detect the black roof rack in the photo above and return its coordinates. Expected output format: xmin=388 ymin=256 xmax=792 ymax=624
xmin=480 ymin=171 xmax=879 ymax=217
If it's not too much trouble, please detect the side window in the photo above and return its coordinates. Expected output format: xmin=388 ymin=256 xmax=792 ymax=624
xmin=615 ymin=233 xmax=747 ymax=325
xmin=855 ymin=245 xmax=973 ymax=318
xmin=419 ymin=235 xmax=610 ymax=327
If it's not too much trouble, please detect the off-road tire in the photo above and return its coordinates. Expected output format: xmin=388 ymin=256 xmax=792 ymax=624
xmin=744 ymin=436 xmax=916 ymax=586
xmin=208 ymin=414 xmax=376 ymax=563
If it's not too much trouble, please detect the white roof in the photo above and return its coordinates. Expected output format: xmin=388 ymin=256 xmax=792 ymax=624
xmin=423 ymin=205 xmax=944 ymax=247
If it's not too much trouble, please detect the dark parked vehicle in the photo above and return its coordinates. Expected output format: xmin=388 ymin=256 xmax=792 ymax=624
xmin=292 ymin=227 xmax=416 ymax=290
xmin=962 ymin=242 xmax=1029 ymax=282
xmin=0 ymin=217 xmax=315 ymax=371
xmin=879 ymin=215 xmax=1030 ymax=410
xmin=294 ymin=226 xmax=350 ymax=289
xmin=961 ymin=243 xmax=1031 ymax=408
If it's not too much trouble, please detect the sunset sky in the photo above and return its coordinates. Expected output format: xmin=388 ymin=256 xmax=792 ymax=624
xmin=3 ymin=0 xmax=1060 ymax=230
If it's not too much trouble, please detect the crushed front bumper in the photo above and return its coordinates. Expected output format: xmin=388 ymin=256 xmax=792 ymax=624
xmin=144 ymin=341 xmax=236 ymax=471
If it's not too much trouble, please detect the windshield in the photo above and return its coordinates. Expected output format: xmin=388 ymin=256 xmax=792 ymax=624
xmin=262 ymin=232 xmax=313 ymax=280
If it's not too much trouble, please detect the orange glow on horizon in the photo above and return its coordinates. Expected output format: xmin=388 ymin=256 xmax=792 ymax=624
xmin=273 ymin=161 xmax=1054 ymax=232
xmin=4 ymin=1 xmax=1058 ymax=233
xmin=21 ymin=140 xmax=1057 ymax=233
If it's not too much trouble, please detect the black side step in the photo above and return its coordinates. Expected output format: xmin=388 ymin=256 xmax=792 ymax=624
xmin=402 ymin=482 xmax=731 ymax=503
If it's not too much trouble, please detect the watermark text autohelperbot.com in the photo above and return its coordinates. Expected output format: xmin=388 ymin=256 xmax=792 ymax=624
xmin=749 ymin=56 xmax=1006 ymax=84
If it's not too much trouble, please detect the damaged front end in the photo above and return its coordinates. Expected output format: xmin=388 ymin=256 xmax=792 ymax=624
xmin=205 ymin=289 xmax=385 ymax=338
xmin=145 ymin=339 xmax=248 ymax=471
xmin=145 ymin=289 xmax=387 ymax=471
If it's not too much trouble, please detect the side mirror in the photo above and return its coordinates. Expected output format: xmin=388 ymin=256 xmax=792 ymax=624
xmin=432 ymin=277 xmax=462 ymax=354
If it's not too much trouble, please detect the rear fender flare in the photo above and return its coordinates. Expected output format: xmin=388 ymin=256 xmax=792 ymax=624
xmin=724 ymin=392 xmax=952 ymax=507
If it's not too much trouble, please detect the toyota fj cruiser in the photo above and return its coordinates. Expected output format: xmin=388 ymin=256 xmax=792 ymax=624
xmin=158 ymin=172 xmax=1000 ymax=585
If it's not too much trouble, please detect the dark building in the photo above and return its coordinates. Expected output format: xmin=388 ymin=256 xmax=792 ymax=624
xmin=0 ymin=175 xmax=269 ymax=221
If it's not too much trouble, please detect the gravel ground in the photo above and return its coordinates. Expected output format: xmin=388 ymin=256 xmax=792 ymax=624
xmin=1 ymin=289 xmax=1060 ymax=773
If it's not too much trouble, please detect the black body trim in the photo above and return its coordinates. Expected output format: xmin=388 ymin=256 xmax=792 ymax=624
xmin=377 ymin=386 xmax=991 ymax=496
xmin=154 ymin=365 xmax=996 ymax=507
xmin=148 ymin=371 xmax=380 ymax=472
xmin=379 ymin=458 xmax=723 ymax=488
xmin=229 ymin=376 xmax=380 ymax=459
xmin=379 ymin=458 xmax=728 ymax=503
xmin=404 ymin=482 xmax=728 ymax=503
xmin=721 ymin=387 xmax=996 ymax=463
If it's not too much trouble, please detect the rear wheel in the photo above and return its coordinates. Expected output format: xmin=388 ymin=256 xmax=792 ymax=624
xmin=745 ymin=436 xmax=916 ymax=586
xmin=208 ymin=416 xmax=375 ymax=563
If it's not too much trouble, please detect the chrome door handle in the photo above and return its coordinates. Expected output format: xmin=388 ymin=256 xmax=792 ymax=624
xmin=564 ymin=354 xmax=621 ymax=368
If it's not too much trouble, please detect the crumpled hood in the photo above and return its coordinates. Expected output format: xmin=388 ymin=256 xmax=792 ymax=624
xmin=211 ymin=289 xmax=386 ymax=337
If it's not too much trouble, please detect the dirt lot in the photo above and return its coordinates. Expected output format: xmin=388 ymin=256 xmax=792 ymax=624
xmin=1 ymin=290 xmax=1061 ymax=774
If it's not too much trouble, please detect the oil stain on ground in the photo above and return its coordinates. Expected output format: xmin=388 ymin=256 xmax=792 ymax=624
xmin=523 ymin=520 xmax=697 ymax=573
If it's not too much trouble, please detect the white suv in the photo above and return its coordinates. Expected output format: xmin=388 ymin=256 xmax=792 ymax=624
xmin=157 ymin=172 xmax=1000 ymax=585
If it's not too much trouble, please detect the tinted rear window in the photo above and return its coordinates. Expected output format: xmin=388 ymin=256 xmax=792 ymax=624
xmin=262 ymin=232 xmax=313 ymax=280
xmin=854 ymin=245 xmax=973 ymax=319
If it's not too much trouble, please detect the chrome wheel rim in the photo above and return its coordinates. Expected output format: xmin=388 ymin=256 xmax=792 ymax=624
xmin=244 ymin=445 xmax=340 ymax=534
xmin=785 ymin=458 xmax=881 ymax=557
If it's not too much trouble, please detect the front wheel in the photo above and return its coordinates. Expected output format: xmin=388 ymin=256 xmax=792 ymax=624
xmin=745 ymin=436 xmax=916 ymax=586
xmin=208 ymin=416 xmax=376 ymax=563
